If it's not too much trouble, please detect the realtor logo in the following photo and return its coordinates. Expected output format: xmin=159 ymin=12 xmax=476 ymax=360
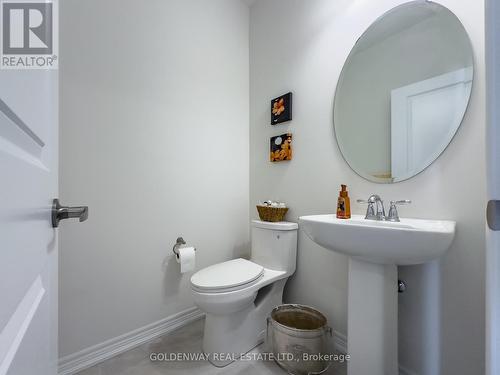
xmin=1 ymin=0 xmax=58 ymax=69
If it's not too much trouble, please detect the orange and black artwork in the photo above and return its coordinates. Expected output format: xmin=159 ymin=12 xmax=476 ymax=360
xmin=270 ymin=133 xmax=292 ymax=162
xmin=271 ymin=92 xmax=292 ymax=125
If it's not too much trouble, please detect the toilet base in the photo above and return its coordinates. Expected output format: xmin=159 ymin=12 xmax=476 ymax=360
xmin=202 ymin=278 xmax=287 ymax=367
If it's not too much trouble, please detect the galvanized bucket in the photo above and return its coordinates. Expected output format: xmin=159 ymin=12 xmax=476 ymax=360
xmin=266 ymin=304 xmax=332 ymax=375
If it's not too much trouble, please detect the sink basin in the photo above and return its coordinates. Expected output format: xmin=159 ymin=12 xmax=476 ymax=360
xmin=299 ymin=214 xmax=456 ymax=265
xmin=299 ymin=213 xmax=456 ymax=375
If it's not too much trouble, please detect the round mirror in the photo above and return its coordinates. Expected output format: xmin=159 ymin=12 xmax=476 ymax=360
xmin=334 ymin=1 xmax=473 ymax=183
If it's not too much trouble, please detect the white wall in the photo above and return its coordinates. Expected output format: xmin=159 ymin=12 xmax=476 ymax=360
xmin=249 ymin=1 xmax=485 ymax=374
xmin=59 ymin=0 xmax=249 ymax=358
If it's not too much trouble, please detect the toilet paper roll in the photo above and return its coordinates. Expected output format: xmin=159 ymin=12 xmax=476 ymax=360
xmin=176 ymin=246 xmax=196 ymax=273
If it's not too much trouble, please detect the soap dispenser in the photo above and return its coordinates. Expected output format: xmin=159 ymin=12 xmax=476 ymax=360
xmin=336 ymin=184 xmax=351 ymax=219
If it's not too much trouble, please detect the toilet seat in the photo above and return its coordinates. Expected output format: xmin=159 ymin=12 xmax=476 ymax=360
xmin=191 ymin=258 xmax=264 ymax=292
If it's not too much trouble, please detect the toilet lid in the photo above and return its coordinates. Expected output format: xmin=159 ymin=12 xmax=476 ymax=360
xmin=191 ymin=258 xmax=264 ymax=291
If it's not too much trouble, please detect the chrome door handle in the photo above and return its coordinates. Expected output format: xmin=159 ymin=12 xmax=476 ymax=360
xmin=52 ymin=199 xmax=89 ymax=228
xmin=487 ymin=200 xmax=500 ymax=231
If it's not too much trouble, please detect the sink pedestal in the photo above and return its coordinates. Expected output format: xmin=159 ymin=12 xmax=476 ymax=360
xmin=348 ymin=258 xmax=398 ymax=375
xmin=299 ymin=214 xmax=455 ymax=375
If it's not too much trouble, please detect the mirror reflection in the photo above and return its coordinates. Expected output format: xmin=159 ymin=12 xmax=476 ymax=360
xmin=334 ymin=1 xmax=473 ymax=183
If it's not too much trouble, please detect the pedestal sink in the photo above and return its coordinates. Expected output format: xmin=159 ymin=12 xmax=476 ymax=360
xmin=298 ymin=214 xmax=456 ymax=375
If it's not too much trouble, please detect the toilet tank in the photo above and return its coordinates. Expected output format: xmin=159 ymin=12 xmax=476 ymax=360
xmin=250 ymin=220 xmax=298 ymax=275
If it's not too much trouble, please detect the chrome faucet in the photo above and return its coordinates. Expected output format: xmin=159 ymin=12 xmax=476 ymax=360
xmin=357 ymin=195 xmax=411 ymax=222
xmin=357 ymin=195 xmax=386 ymax=221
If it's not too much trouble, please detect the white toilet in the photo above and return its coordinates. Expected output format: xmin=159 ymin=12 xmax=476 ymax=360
xmin=190 ymin=219 xmax=298 ymax=366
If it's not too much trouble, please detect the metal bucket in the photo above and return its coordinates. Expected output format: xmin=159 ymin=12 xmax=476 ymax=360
xmin=266 ymin=304 xmax=332 ymax=375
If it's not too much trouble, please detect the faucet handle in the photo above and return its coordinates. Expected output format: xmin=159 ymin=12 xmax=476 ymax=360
xmin=357 ymin=199 xmax=377 ymax=220
xmin=387 ymin=200 xmax=411 ymax=222
xmin=391 ymin=200 xmax=411 ymax=205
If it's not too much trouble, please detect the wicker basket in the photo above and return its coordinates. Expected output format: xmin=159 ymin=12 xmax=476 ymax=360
xmin=256 ymin=205 xmax=288 ymax=222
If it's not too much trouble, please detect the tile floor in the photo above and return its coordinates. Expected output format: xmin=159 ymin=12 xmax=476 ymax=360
xmin=76 ymin=318 xmax=348 ymax=375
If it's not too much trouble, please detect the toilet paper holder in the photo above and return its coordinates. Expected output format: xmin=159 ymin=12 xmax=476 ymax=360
xmin=172 ymin=237 xmax=196 ymax=259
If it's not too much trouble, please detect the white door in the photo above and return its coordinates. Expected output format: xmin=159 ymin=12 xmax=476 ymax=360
xmin=486 ymin=1 xmax=500 ymax=374
xmin=0 ymin=42 xmax=59 ymax=375
xmin=391 ymin=68 xmax=473 ymax=182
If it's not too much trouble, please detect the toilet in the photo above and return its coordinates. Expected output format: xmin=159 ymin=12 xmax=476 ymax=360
xmin=190 ymin=219 xmax=298 ymax=367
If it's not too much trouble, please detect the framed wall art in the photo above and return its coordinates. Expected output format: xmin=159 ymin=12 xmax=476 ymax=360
xmin=270 ymin=133 xmax=292 ymax=162
xmin=271 ymin=92 xmax=292 ymax=125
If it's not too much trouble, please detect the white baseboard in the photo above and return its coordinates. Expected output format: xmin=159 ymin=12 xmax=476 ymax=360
xmin=58 ymin=307 xmax=204 ymax=375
